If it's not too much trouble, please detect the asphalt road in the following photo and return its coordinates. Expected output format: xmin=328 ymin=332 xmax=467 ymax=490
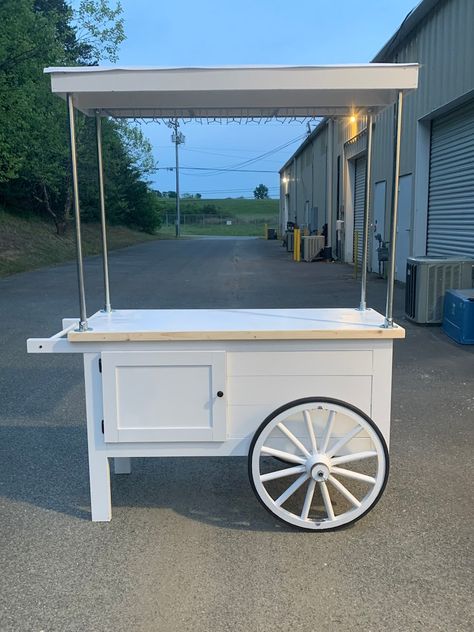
xmin=1 ymin=237 xmax=473 ymax=631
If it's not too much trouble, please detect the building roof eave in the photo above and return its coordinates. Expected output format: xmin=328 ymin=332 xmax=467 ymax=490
xmin=279 ymin=0 xmax=440 ymax=177
xmin=372 ymin=0 xmax=441 ymax=62
xmin=279 ymin=118 xmax=328 ymax=174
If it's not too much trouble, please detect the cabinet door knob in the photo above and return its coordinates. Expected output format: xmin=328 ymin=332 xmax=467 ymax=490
xmin=217 ymin=391 xmax=224 ymax=398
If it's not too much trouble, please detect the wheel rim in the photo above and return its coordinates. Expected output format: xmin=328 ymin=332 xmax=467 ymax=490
xmin=250 ymin=400 xmax=388 ymax=530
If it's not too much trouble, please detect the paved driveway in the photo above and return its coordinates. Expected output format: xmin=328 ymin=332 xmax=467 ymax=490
xmin=1 ymin=238 xmax=472 ymax=631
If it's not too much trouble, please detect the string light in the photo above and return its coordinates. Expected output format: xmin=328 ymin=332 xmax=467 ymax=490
xmin=122 ymin=115 xmax=322 ymax=126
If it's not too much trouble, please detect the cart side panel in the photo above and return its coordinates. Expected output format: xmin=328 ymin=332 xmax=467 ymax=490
xmin=228 ymin=376 xmax=372 ymax=429
xmin=226 ymin=343 xmax=393 ymax=445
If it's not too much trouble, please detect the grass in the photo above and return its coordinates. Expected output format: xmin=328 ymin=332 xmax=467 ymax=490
xmin=0 ymin=198 xmax=280 ymax=276
xmin=158 ymin=223 xmax=269 ymax=237
xmin=159 ymin=197 xmax=279 ymax=237
xmin=188 ymin=197 xmax=279 ymax=218
xmin=0 ymin=209 xmax=160 ymax=277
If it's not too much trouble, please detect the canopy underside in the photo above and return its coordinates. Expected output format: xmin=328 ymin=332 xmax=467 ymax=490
xmin=44 ymin=64 xmax=419 ymax=119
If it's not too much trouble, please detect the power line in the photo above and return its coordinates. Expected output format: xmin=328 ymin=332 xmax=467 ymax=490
xmin=156 ymin=145 xmax=263 ymax=159
xmin=182 ymin=147 xmax=263 ymax=159
xmin=200 ymin=133 xmax=306 ymax=177
xmin=182 ymin=147 xmax=296 ymax=162
xmin=157 ymin=146 xmax=281 ymax=161
xmin=180 ymin=147 xmax=283 ymax=163
xmin=157 ymin=166 xmax=277 ymax=173
xmin=154 ymin=144 xmax=301 ymax=163
xmin=154 ymin=139 xmax=304 ymax=154
xmin=156 ymin=135 xmax=304 ymax=178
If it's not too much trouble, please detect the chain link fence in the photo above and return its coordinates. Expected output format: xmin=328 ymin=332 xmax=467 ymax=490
xmin=162 ymin=213 xmax=274 ymax=227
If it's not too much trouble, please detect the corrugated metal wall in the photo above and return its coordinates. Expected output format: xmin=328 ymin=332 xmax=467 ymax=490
xmin=288 ymin=161 xmax=296 ymax=223
xmin=280 ymin=125 xmax=328 ymax=231
xmin=280 ymin=0 xmax=474 ymax=267
xmin=298 ymin=144 xmax=313 ymax=226
xmin=312 ymin=126 xmax=327 ymax=231
xmin=353 ymin=156 xmax=367 ymax=265
xmin=368 ymin=0 xmax=474 ymax=246
xmin=427 ymin=99 xmax=474 ymax=255
xmin=279 ymin=165 xmax=293 ymax=233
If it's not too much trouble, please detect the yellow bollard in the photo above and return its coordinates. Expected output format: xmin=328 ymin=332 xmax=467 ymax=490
xmin=264 ymin=223 xmax=268 ymax=239
xmin=293 ymin=228 xmax=301 ymax=262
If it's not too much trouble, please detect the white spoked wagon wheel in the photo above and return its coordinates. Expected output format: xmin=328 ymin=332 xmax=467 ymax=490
xmin=248 ymin=398 xmax=389 ymax=531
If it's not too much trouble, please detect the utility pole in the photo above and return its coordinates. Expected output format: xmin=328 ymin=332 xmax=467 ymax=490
xmin=172 ymin=120 xmax=185 ymax=237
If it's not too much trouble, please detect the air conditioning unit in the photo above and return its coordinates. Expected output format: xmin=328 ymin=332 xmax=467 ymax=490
xmin=405 ymin=256 xmax=474 ymax=324
xmin=302 ymin=235 xmax=325 ymax=262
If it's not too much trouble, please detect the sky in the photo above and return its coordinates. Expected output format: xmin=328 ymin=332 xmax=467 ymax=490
xmin=115 ymin=0 xmax=418 ymax=198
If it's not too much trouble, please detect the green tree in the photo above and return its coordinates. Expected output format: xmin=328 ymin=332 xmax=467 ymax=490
xmin=0 ymin=0 xmax=161 ymax=234
xmin=254 ymin=184 xmax=269 ymax=199
xmin=0 ymin=0 xmax=55 ymax=182
xmin=114 ymin=120 xmax=156 ymax=175
xmin=74 ymin=0 xmax=125 ymax=64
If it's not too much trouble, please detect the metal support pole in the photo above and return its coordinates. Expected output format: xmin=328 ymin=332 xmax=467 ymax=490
xmin=359 ymin=113 xmax=374 ymax=311
xmin=67 ymin=93 xmax=88 ymax=331
xmin=174 ymin=120 xmax=181 ymax=238
xmin=384 ymin=91 xmax=404 ymax=327
xmin=95 ymin=112 xmax=112 ymax=313
xmin=354 ymin=231 xmax=359 ymax=279
xmin=325 ymin=119 xmax=334 ymax=258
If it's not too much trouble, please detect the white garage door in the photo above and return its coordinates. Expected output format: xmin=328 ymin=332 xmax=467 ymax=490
xmin=353 ymin=155 xmax=366 ymax=265
xmin=427 ymin=100 xmax=474 ymax=257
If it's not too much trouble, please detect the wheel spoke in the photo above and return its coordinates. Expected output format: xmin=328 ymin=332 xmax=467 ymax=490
xmin=260 ymin=465 xmax=306 ymax=483
xmin=320 ymin=410 xmax=335 ymax=453
xmin=326 ymin=424 xmax=363 ymax=458
xmin=331 ymin=451 xmax=377 ymax=466
xmin=331 ymin=466 xmax=376 ymax=485
xmin=319 ymin=480 xmax=335 ymax=520
xmin=276 ymin=422 xmax=311 ymax=458
xmin=260 ymin=446 xmax=306 ymax=465
xmin=301 ymin=479 xmax=316 ymax=520
xmin=328 ymin=475 xmax=361 ymax=508
xmin=274 ymin=473 xmax=309 ymax=507
xmin=303 ymin=410 xmax=317 ymax=454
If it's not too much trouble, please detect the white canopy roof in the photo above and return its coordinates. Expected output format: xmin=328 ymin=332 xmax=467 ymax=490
xmin=44 ymin=64 xmax=419 ymax=119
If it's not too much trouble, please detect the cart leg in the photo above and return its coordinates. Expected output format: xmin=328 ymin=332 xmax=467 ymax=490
xmin=88 ymin=452 xmax=112 ymax=522
xmin=84 ymin=352 xmax=112 ymax=522
xmin=114 ymin=457 xmax=132 ymax=474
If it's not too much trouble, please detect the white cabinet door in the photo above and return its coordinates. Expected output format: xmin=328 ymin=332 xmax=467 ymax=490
xmin=102 ymin=351 xmax=227 ymax=443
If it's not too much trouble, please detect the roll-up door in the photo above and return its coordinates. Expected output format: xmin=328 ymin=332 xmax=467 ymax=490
xmin=427 ymin=100 xmax=474 ymax=257
xmin=353 ymin=155 xmax=366 ymax=265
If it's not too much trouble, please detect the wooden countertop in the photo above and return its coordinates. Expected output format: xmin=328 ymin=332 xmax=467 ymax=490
xmin=67 ymin=308 xmax=405 ymax=342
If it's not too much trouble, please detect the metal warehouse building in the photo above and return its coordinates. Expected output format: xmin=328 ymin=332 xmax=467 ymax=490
xmin=280 ymin=0 xmax=474 ymax=282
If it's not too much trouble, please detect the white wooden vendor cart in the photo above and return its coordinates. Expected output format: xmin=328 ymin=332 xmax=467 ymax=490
xmin=28 ymin=64 xmax=418 ymax=530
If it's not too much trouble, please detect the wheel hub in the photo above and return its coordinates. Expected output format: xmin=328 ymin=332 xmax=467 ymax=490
xmin=305 ymin=454 xmax=331 ymax=481
xmin=311 ymin=463 xmax=330 ymax=481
